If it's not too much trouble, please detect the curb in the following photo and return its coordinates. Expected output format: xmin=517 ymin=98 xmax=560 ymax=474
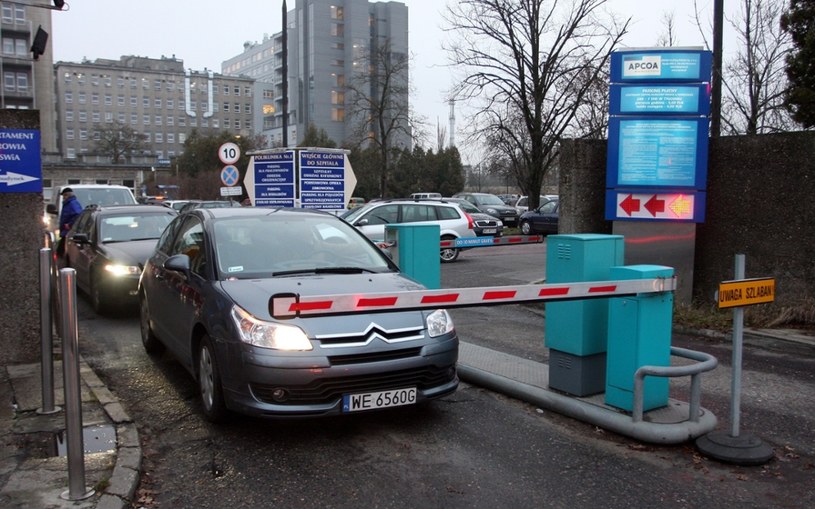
xmin=79 ymin=358 xmax=141 ymax=509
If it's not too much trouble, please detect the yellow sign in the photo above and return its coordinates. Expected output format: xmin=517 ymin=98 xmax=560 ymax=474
xmin=718 ymin=278 xmax=775 ymax=309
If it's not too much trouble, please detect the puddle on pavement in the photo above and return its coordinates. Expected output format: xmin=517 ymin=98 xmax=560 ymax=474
xmin=52 ymin=424 xmax=117 ymax=456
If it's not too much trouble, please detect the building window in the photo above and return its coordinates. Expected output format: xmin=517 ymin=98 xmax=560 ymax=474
xmin=155 ymin=115 xmax=162 ymax=125
xmin=154 ymin=98 xmax=162 ymax=108
xmin=331 ymin=91 xmax=345 ymax=105
xmin=234 ymin=102 xmax=241 ymax=114
xmin=130 ymin=113 xmax=137 ymax=124
xmin=92 ymin=93 xmax=99 ymax=105
xmin=63 ymin=72 xmax=72 ymax=84
xmin=190 ymin=100 xmax=197 ymax=111
xmin=143 ymin=114 xmax=150 ymax=125
xmin=154 ymin=79 xmax=161 ymax=90
xmin=117 ymin=95 xmax=125 ymax=106
xmin=167 ymin=133 xmax=175 ymax=144
xmin=330 ymin=5 xmax=344 ymax=19
xmin=92 ymin=112 xmax=100 ymax=123
xmin=245 ymin=103 xmax=251 ymax=114
xmin=143 ymin=97 xmax=150 ymax=108
xmin=117 ymin=112 xmax=125 ymax=122
xmin=155 ymin=133 xmax=163 ymax=143
xmin=105 ymin=112 xmax=113 ymax=123
xmin=117 ymin=77 xmax=125 ymax=87
xmin=14 ymin=73 xmax=28 ymax=92
xmin=331 ymin=108 xmax=345 ymax=122
xmin=66 ymin=148 xmax=76 ymax=159
xmin=244 ymin=86 xmax=252 ymax=97
xmin=104 ymin=94 xmax=112 ymax=105
xmin=331 ymin=23 xmax=344 ymax=37
xmin=167 ymin=99 xmax=174 ymax=109
xmin=64 ymin=92 xmax=73 ymax=104
xmin=65 ymin=129 xmax=74 ymax=140
xmin=179 ymin=133 xmax=186 ymax=144
xmin=93 ymin=131 xmax=100 ymax=141
xmin=223 ymin=85 xmax=230 ymax=95
xmin=130 ymin=97 xmax=137 ymax=107
xmin=65 ymin=111 xmax=74 ymax=122
xmin=178 ymin=116 xmax=186 ymax=127
xmin=234 ymin=86 xmax=240 ymax=96
xmin=79 ymin=129 xmax=88 ymax=140
xmin=167 ymin=116 xmax=174 ymax=126
xmin=78 ymin=93 xmax=86 ymax=104
xmin=78 ymin=111 xmax=87 ymax=122
xmin=223 ymin=103 xmax=229 ymax=113
xmin=212 ymin=119 xmax=219 ymax=128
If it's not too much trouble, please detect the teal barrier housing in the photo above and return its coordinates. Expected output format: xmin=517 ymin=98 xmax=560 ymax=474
xmin=545 ymin=234 xmax=624 ymax=396
xmin=385 ymin=224 xmax=441 ymax=289
xmin=605 ymin=265 xmax=674 ymax=412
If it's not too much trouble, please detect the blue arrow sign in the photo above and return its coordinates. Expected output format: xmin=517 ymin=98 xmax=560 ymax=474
xmin=0 ymin=129 xmax=41 ymax=193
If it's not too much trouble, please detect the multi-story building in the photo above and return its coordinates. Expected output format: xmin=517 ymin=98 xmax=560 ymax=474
xmin=54 ymin=56 xmax=255 ymax=164
xmin=222 ymin=0 xmax=409 ymax=149
xmin=0 ymin=0 xmax=57 ymax=154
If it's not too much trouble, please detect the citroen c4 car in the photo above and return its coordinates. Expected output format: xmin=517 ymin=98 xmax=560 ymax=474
xmin=138 ymin=207 xmax=459 ymax=422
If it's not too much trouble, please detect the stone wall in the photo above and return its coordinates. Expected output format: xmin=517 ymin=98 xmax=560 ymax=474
xmin=560 ymin=132 xmax=815 ymax=313
xmin=0 ymin=110 xmax=47 ymax=366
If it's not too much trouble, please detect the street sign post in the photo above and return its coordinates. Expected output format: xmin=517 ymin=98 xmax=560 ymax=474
xmin=218 ymin=142 xmax=240 ymax=165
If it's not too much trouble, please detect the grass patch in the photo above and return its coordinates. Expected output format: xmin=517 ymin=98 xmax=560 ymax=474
xmin=673 ymin=299 xmax=815 ymax=333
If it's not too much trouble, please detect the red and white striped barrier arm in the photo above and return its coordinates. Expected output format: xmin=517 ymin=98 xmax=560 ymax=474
xmin=269 ymin=277 xmax=677 ymax=318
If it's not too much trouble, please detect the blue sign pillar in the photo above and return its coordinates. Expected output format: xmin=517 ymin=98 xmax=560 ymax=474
xmin=0 ymin=129 xmax=42 ymax=194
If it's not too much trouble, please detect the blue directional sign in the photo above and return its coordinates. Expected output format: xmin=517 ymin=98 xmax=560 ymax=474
xmin=253 ymin=151 xmax=295 ymax=207
xmin=299 ymin=151 xmax=346 ymax=209
xmin=0 ymin=129 xmax=41 ymax=193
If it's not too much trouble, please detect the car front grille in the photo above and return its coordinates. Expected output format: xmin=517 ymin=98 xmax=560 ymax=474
xmin=473 ymin=218 xmax=500 ymax=228
xmin=250 ymin=365 xmax=456 ymax=405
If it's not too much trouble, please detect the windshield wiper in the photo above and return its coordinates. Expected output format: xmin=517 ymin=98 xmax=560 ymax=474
xmin=272 ymin=267 xmax=377 ymax=276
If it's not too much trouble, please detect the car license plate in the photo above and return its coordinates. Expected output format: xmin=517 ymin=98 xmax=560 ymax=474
xmin=342 ymin=387 xmax=417 ymax=412
xmin=482 ymin=228 xmax=496 ymax=234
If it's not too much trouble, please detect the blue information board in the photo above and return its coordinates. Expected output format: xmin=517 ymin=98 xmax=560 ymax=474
xmin=610 ymin=50 xmax=712 ymax=83
xmin=0 ymin=129 xmax=41 ymax=193
xmin=299 ymin=151 xmax=346 ymax=209
xmin=610 ymin=84 xmax=710 ymax=115
xmin=253 ymin=151 xmax=295 ymax=207
xmin=606 ymin=117 xmax=709 ymax=189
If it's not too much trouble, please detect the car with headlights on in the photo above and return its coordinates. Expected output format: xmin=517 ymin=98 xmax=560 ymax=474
xmin=63 ymin=204 xmax=178 ymax=314
xmin=138 ymin=207 xmax=459 ymax=422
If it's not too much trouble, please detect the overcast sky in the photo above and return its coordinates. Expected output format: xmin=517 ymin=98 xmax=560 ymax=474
xmin=51 ymin=0 xmax=735 ymax=163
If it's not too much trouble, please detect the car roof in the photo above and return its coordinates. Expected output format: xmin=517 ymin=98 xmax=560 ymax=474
xmin=185 ymin=206 xmax=333 ymax=220
xmin=84 ymin=204 xmax=177 ymax=215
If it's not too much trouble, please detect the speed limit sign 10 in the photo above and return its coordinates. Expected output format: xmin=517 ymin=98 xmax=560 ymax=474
xmin=219 ymin=142 xmax=241 ymax=165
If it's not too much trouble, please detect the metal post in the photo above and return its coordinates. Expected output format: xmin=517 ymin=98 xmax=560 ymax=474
xmin=58 ymin=269 xmax=94 ymax=501
xmin=729 ymin=254 xmax=745 ymax=437
xmin=37 ymin=248 xmax=59 ymax=415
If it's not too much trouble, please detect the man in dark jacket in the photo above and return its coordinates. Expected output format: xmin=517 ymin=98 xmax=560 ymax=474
xmin=57 ymin=187 xmax=82 ymax=256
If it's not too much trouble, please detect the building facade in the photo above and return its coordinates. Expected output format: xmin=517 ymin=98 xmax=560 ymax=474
xmin=1 ymin=0 xmax=57 ymax=153
xmin=222 ymin=0 xmax=409 ymax=149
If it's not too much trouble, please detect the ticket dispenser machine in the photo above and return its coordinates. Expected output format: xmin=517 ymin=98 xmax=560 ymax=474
xmin=545 ymin=234 xmax=624 ymax=396
xmin=605 ymin=265 xmax=673 ymax=412
xmin=385 ymin=223 xmax=441 ymax=289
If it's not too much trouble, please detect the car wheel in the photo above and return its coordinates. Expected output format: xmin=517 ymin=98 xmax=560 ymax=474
xmin=198 ymin=335 xmax=228 ymax=423
xmin=520 ymin=220 xmax=532 ymax=235
xmin=90 ymin=273 xmax=109 ymax=315
xmin=439 ymin=235 xmax=459 ymax=263
xmin=139 ymin=295 xmax=165 ymax=355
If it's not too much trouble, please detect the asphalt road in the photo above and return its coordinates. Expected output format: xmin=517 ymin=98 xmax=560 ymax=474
xmin=74 ymin=240 xmax=815 ymax=508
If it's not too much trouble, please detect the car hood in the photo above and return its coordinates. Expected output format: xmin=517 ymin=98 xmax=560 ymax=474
xmin=218 ymin=272 xmax=431 ymax=333
xmin=469 ymin=212 xmax=501 ymax=223
xmin=101 ymin=240 xmax=159 ymax=266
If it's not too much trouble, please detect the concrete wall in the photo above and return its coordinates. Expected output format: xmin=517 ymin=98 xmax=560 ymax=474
xmin=560 ymin=132 xmax=815 ymax=312
xmin=0 ymin=110 xmax=46 ymax=366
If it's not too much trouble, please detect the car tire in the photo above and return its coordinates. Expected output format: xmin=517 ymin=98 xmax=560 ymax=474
xmin=439 ymin=235 xmax=459 ymax=263
xmin=520 ymin=220 xmax=532 ymax=235
xmin=198 ymin=335 xmax=228 ymax=423
xmin=90 ymin=273 xmax=109 ymax=315
xmin=139 ymin=295 xmax=165 ymax=355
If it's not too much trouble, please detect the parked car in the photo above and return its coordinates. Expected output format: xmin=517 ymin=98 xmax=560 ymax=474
xmin=138 ymin=207 xmax=459 ymax=422
xmin=518 ymin=197 xmax=559 ymax=235
xmin=512 ymin=195 xmax=558 ymax=214
xmin=497 ymin=193 xmax=519 ymax=206
xmin=409 ymin=192 xmax=442 ymax=200
xmin=178 ymin=200 xmax=242 ymax=213
xmin=45 ymin=184 xmax=138 ymax=237
xmin=341 ymin=198 xmax=478 ymax=262
xmin=452 ymin=192 xmax=520 ymax=227
xmin=63 ymin=204 xmax=178 ymax=313
xmin=443 ymin=198 xmax=503 ymax=237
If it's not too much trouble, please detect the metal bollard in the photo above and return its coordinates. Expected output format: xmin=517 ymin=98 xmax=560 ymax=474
xmin=58 ymin=269 xmax=94 ymax=501
xmin=37 ymin=248 xmax=60 ymax=415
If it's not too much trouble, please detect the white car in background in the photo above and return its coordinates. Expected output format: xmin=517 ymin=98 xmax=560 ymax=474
xmin=513 ymin=195 xmax=558 ymax=214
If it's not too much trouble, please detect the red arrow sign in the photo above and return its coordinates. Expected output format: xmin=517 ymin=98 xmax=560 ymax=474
xmin=644 ymin=195 xmax=665 ymax=216
xmin=620 ymin=194 xmax=641 ymax=216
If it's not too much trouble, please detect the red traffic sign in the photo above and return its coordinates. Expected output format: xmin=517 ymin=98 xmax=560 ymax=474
xmin=219 ymin=142 xmax=241 ymax=165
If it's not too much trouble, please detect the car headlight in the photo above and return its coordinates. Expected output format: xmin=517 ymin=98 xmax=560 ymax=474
xmin=426 ymin=309 xmax=454 ymax=337
xmin=230 ymin=305 xmax=312 ymax=351
xmin=104 ymin=264 xmax=141 ymax=277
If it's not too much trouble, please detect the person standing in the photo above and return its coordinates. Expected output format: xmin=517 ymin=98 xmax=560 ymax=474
xmin=57 ymin=187 xmax=82 ymax=256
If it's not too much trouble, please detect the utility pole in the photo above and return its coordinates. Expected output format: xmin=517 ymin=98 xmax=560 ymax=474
xmin=711 ymin=0 xmax=724 ymax=137
xmin=282 ymin=0 xmax=289 ymax=147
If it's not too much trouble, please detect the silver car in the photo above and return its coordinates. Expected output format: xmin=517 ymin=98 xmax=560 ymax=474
xmin=138 ymin=207 xmax=459 ymax=422
xmin=341 ymin=199 xmax=478 ymax=262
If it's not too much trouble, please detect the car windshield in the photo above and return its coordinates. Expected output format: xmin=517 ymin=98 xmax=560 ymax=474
xmin=74 ymin=188 xmax=136 ymax=207
xmin=475 ymin=194 xmax=505 ymax=206
xmin=213 ymin=214 xmax=394 ymax=279
xmin=452 ymin=199 xmax=479 ymax=214
xmin=100 ymin=214 xmax=175 ymax=242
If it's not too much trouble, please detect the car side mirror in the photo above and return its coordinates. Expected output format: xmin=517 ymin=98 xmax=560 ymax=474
xmin=164 ymin=254 xmax=191 ymax=273
xmin=46 ymin=204 xmax=58 ymax=215
xmin=72 ymin=232 xmax=90 ymax=244
xmin=356 ymin=218 xmax=369 ymax=226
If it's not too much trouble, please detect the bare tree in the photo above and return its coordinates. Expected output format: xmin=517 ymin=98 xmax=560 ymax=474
xmin=92 ymin=121 xmax=147 ymax=164
xmin=657 ymin=11 xmax=678 ymax=47
xmin=694 ymin=0 xmax=794 ymax=134
xmin=345 ymin=39 xmax=412 ymax=197
xmin=445 ymin=0 xmax=629 ymax=210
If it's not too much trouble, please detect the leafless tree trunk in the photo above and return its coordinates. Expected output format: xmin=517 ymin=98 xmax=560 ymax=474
xmin=92 ymin=121 xmax=147 ymax=164
xmin=444 ymin=0 xmax=628 ymax=210
xmin=346 ymin=39 xmax=412 ymax=197
xmin=694 ymin=0 xmax=794 ymax=134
